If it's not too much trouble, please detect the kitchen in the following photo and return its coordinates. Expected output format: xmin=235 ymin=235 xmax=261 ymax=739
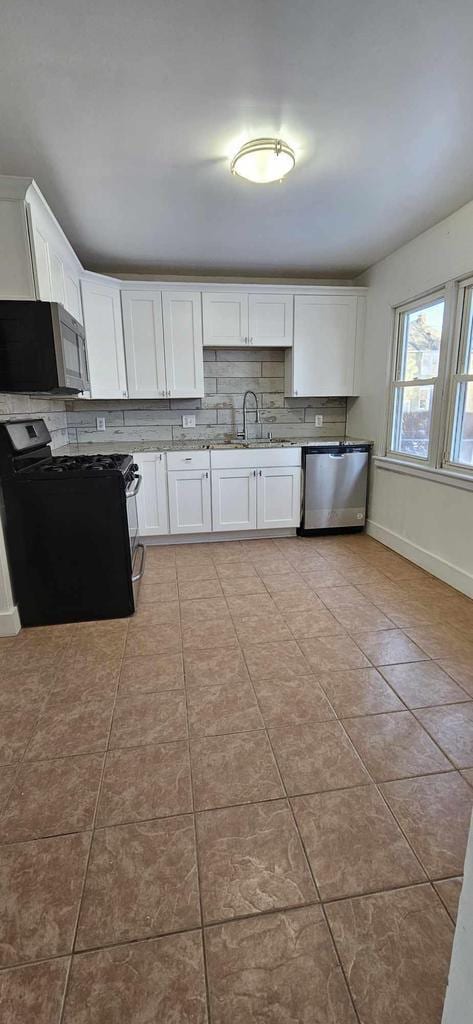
xmin=0 ymin=2 xmax=473 ymax=1022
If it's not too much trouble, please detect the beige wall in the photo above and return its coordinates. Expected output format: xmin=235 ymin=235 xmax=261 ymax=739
xmin=348 ymin=198 xmax=473 ymax=595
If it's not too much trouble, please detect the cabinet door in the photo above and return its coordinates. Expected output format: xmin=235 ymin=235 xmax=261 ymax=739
xmin=122 ymin=290 xmax=167 ymax=399
xmin=202 ymin=292 xmax=249 ymax=346
xmin=134 ymin=452 xmax=169 ymax=536
xmin=49 ymin=250 xmax=66 ymax=307
xmin=30 ymin=219 xmax=52 ymax=300
xmin=162 ymin=291 xmax=204 ymax=398
xmin=81 ymin=278 xmax=128 ymax=399
xmin=63 ymin=264 xmax=83 ymax=323
xmin=291 ymin=295 xmax=358 ymax=396
xmin=168 ymin=469 xmax=211 ymax=534
xmin=249 ymin=293 xmax=293 ymax=347
xmin=257 ymin=467 xmax=301 ymax=528
xmin=211 ymin=468 xmax=257 ymax=532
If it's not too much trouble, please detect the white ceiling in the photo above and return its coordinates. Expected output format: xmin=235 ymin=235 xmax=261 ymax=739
xmin=1 ymin=0 xmax=473 ymax=277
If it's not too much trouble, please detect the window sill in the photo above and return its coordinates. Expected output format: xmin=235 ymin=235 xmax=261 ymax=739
xmin=374 ymin=456 xmax=473 ymax=492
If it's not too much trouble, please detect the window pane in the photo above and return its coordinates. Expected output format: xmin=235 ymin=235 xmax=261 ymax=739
xmin=391 ymin=384 xmax=434 ymax=459
xmin=451 ymin=381 xmax=473 ymax=467
xmin=399 ymin=300 xmax=444 ymax=381
xmin=463 ymin=294 xmax=473 ymax=374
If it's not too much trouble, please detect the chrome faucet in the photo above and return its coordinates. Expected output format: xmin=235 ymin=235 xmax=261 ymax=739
xmin=237 ymin=390 xmax=260 ymax=442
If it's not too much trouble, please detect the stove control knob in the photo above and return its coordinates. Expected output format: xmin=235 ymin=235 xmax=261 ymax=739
xmin=131 ymin=463 xmax=139 ymax=473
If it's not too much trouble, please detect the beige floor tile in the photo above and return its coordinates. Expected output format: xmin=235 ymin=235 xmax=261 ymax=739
xmin=24 ymin=701 xmax=112 ymax=762
xmin=263 ymin=573 xmax=311 ymax=594
xmin=269 ymin=721 xmax=369 ymax=795
xmin=318 ymin=667 xmax=404 ymax=717
xmin=205 ymin=906 xmax=357 ymax=1024
xmin=180 ymin=598 xmax=231 ymax=624
xmin=379 ymin=661 xmax=470 ymax=708
xmin=0 ymin=958 xmax=70 ymax=1024
xmin=0 ymin=832 xmax=90 ymax=967
xmin=1 ymin=753 xmax=104 ymax=843
xmin=196 ymin=800 xmax=317 ymax=923
xmin=272 ymin=590 xmax=326 ymax=613
xmin=461 ymin=768 xmax=473 ymax=787
xmin=216 ymin=563 xmax=259 ymax=579
xmin=119 ymin=652 xmax=184 ymax=696
xmin=283 ymin=607 xmax=346 ymax=639
xmin=344 ymin=711 xmax=452 ymax=781
xmin=178 ymin=578 xmax=223 ymax=600
xmin=433 ymin=877 xmax=463 ymax=922
xmin=437 ymin=657 xmax=473 ymax=698
xmin=381 ymin=772 xmax=472 ymax=878
xmin=124 ymin=623 xmax=182 ymax=657
xmin=191 ymin=732 xmax=283 ymax=810
xmin=232 ymin=613 xmax=293 ymax=645
xmin=110 ymin=692 xmax=187 ymax=749
xmin=253 ymin=675 xmax=334 ymax=729
xmin=351 ymin=629 xmax=429 ymax=666
xmin=299 ymin=635 xmax=370 ymax=672
xmin=243 ymin=641 xmax=312 ymax=681
xmin=293 ymin=784 xmax=425 ymax=900
xmin=220 ymin=577 xmax=267 ymax=597
xmin=63 ymin=932 xmax=208 ymax=1024
xmin=182 ymin=619 xmax=238 ymax=651
xmin=187 ymin=678 xmax=264 ymax=737
xmin=138 ymin=581 xmax=178 ymax=604
xmin=0 ymin=710 xmax=40 ymax=766
xmin=184 ymin=647 xmax=249 ymax=689
xmin=404 ymin=625 xmax=473 ymax=661
xmin=414 ymin=703 xmax=473 ymax=768
xmin=326 ymin=885 xmax=453 ymax=1024
xmin=96 ymin=741 xmax=192 ymax=826
xmin=76 ymin=816 xmax=200 ymax=949
xmin=225 ymin=593 xmax=276 ymax=617
xmin=130 ymin=602 xmax=180 ymax=629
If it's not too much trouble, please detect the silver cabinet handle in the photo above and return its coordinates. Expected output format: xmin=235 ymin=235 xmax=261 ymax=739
xmin=132 ymin=542 xmax=146 ymax=583
xmin=294 ymin=389 xmax=298 ymax=396
xmin=203 ymin=471 xmax=209 ymax=478
xmin=159 ymin=453 xmax=163 ymax=461
xmin=184 ymin=457 xmax=192 ymax=461
xmin=253 ymin=469 xmax=256 ymax=476
xmin=126 ymin=473 xmax=142 ymax=498
xmin=259 ymin=469 xmax=262 ymax=476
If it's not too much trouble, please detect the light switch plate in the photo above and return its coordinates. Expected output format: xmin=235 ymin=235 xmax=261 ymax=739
xmin=96 ymin=417 xmax=106 ymax=431
xmin=315 ymin=414 xmax=323 ymax=427
xmin=182 ymin=414 xmax=196 ymax=428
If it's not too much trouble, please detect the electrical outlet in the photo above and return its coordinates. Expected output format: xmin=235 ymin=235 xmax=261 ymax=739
xmin=96 ymin=417 xmax=106 ymax=431
xmin=315 ymin=414 xmax=323 ymax=427
xmin=182 ymin=414 xmax=196 ymax=428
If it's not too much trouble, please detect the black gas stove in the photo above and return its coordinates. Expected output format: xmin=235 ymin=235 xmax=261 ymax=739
xmin=0 ymin=419 xmax=145 ymax=626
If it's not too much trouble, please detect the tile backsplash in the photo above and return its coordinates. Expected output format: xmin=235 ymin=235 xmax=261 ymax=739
xmin=66 ymin=348 xmax=347 ymax=445
xmin=0 ymin=393 xmax=68 ymax=450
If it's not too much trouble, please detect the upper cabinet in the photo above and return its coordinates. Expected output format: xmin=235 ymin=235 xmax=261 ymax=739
xmin=81 ymin=276 xmax=128 ymax=399
xmin=121 ymin=288 xmax=204 ymax=399
xmin=202 ymin=291 xmax=293 ymax=347
xmin=0 ymin=177 xmax=83 ymax=322
xmin=285 ymin=293 xmax=365 ymax=397
xmin=121 ymin=289 xmax=167 ymax=398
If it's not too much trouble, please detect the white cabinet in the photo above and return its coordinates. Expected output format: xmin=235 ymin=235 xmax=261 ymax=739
xmin=81 ymin=276 xmax=128 ymax=399
xmin=256 ymin=466 xmax=301 ymax=528
xmin=286 ymin=293 xmax=364 ymax=397
xmin=162 ymin=291 xmax=204 ymax=397
xmin=249 ymin=293 xmax=293 ymax=347
xmin=202 ymin=292 xmax=248 ymax=347
xmin=122 ymin=290 xmax=167 ymax=399
xmin=134 ymin=452 xmax=169 ymax=536
xmin=212 ymin=468 xmax=257 ymax=531
xmin=202 ymin=291 xmax=293 ymax=348
xmin=122 ymin=288 xmax=204 ymax=399
xmin=168 ymin=468 xmax=211 ymax=534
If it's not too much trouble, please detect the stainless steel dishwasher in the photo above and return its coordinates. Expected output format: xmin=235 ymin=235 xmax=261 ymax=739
xmin=299 ymin=442 xmax=370 ymax=534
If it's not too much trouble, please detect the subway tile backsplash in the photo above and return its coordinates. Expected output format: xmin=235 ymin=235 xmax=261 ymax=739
xmin=67 ymin=348 xmax=347 ymax=444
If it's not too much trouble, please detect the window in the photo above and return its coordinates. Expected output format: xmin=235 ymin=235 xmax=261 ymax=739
xmin=388 ymin=295 xmax=445 ymax=461
xmin=447 ymin=281 xmax=473 ymax=469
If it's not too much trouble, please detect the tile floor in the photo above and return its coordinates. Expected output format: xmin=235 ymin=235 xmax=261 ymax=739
xmin=0 ymin=533 xmax=472 ymax=1023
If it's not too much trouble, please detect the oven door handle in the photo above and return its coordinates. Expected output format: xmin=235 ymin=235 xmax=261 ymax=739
xmin=132 ymin=542 xmax=146 ymax=583
xmin=126 ymin=473 xmax=142 ymax=498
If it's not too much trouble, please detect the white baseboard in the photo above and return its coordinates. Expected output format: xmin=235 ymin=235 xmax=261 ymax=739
xmin=367 ymin=518 xmax=473 ymax=598
xmin=0 ymin=603 xmax=21 ymax=637
xmin=142 ymin=528 xmax=297 ymax=546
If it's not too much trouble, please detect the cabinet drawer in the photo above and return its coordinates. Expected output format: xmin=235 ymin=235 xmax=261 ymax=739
xmin=166 ymin=449 xmax=210 ymax=471
xmin=211 ymin=447 xmax=301 ymax=470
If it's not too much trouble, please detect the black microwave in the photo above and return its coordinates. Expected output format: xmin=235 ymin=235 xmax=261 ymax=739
xmin=0 ymin=300 xmax=90 ymax=394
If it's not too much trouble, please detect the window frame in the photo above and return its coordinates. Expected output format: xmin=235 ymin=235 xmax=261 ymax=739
xmin=443 ymin=275 xmax=473 ymax=475
xmin=385 ymin=288 xmax=449 ymax=467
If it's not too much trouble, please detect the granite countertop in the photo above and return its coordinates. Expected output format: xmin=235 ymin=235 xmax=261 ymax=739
xmin=54 ymin=436 xmax=373 ymax=456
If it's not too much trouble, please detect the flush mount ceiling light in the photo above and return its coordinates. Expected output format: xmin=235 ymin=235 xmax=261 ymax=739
xmin=230 ymin=137 xmax=295 ymax=183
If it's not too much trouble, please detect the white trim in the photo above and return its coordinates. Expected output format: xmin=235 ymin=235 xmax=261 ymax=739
xmin=374 ymin=455 xmax=473 ymax=492
xmin=366 ymin=518 xmax=473 ymax=598
xmin=0 ymin=604 xmax=20 ymax=637
xmin=141 ymin=527 xmax=297 ymax=545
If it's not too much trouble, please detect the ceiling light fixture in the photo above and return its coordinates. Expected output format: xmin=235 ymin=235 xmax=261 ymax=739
xmin=230 ymin=137 xmax=295 ymax=183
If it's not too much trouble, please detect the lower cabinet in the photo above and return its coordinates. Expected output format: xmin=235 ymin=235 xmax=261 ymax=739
xmin=256 ymin=466 xmax=301 ymax=528
xmin=133 ymin=452 xmax=169 ymax=535
xmin=212 ymin=468 xmax=258 ymax=531
xmin=167 ymin=469 xmax=212 ymax=534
